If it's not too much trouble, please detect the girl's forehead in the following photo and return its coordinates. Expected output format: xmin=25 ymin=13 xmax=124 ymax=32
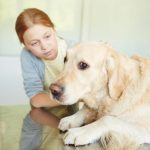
xmin=23 ymin=25 xmax=53 ymax=41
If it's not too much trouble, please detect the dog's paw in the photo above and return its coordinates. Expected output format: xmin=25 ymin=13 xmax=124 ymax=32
xmin=59 ymin=115 xmax=84 ymax=131
xmin=63 ymin=126 xmax=97 ymax=146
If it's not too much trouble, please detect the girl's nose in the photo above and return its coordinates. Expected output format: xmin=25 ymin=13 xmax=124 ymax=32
xmin=40 ymin=41 xmax=47 ymax=50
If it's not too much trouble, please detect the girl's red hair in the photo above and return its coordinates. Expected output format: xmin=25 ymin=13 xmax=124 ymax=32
xmin=15 ymin=8 xmax=54 ymax=43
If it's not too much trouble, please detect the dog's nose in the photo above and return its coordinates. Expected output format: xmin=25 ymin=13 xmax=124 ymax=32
xmin=49 ymin=83 xmax=64 ymax=100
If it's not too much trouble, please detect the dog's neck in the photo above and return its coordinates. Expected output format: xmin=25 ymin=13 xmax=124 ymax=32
xmin=83 ymin=88 xmax=110 ymax=110
xmin=83 ymin=91 xmax=117 ymax=119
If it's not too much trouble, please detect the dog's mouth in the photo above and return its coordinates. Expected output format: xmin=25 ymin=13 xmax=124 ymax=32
xmin=49 ymin=83 xmax=85 ymax=105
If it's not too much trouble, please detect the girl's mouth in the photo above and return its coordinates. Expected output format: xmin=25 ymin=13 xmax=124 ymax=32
xmin=44 ymin=50 xmax=52 ymax=56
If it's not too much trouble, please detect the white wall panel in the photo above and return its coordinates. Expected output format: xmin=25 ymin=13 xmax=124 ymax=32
xmin=0 ymin=57 xmax=28 ymax=105
xmin=81 ymin=0 xmax=150 ymax=56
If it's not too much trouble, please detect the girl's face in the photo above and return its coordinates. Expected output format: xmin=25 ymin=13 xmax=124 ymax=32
xmin=23 ymin=24 xmax=58 ymax=60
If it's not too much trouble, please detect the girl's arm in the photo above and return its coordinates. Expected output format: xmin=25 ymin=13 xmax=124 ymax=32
xmin=21 ymin=49 xmax=59 ymax=108
xmin=31 ymin=92 xmax=60 ymax=108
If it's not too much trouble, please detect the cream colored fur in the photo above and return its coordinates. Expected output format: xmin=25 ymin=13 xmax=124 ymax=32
xmin=50 ymin=42 xmax=150 ymax=150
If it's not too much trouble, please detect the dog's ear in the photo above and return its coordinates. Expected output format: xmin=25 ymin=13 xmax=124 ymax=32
xmin=106 ymin=53 xmax=126 ymax=100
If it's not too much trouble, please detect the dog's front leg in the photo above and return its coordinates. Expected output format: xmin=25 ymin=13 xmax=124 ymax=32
xmin=59 ymin=106 xmax=87 ymax=131
xmin=63 ymin=116 xmax=150 ymax=146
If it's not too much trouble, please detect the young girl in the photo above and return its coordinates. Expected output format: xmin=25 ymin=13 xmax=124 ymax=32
xmin=15 ymin=8 xmax=73 ymax=150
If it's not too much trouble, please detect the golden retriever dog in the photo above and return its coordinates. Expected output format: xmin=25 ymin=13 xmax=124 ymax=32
xmin=49 ymin=42 xmax=150 ymax=150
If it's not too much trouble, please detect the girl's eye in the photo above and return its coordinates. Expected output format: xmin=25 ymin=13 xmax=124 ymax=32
xmin=31 ymin=42 xmax=38 ymax=46
xmin=45 ymin=34 xmax=51 ymax=39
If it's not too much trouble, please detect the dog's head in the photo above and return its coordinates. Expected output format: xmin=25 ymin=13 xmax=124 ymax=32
xmin=49 ymin=42 xmax=127 ymax=105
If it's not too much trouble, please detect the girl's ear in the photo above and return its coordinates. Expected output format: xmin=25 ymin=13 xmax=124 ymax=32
xmin=106 ymin=53 xmax=126 ymax=100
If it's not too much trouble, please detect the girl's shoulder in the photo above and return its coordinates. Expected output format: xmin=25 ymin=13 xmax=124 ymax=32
xmin=57 ymin=36 xmax=76 ymax=49
xmin=20 ymin=48 xmax=44 ymax=68
xmin=66 ymin=39 xmax=76 ymax=49
xmin=21 ymin=47 xmax=35 ymax=60
xmin=21 ymin=47 xmax=42 ymax=62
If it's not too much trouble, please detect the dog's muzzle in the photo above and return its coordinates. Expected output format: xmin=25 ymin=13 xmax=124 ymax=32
xmin=49 ymin=83 xmax=64 ymax=101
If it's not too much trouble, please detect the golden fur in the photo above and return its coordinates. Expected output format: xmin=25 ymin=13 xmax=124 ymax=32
xmin=50 ymin=42 xmax=150 ymax=150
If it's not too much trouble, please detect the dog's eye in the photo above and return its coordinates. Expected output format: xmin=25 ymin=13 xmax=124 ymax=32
xmin=64 ymin=56 xmax=68 ymax=63
xmin=78 ymin=61 xmax=89 ymax=70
